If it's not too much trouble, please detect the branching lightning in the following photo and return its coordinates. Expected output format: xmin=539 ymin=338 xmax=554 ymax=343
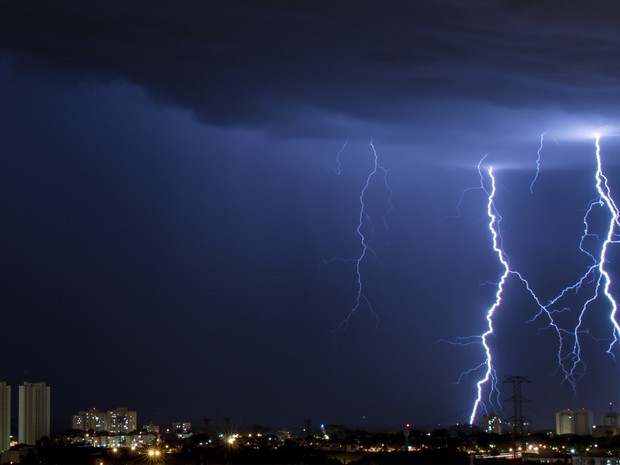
xmin=326 ymin=141 xmax=394 ymax=333
xmin=530 ymin=132 xmax=559 ymax=193
xmin=526 ymin=134 xmax=620 ymax=390
xmin=594 ymin=135 xmax=620 ymax=354
xmin=460 ymin=161 xmax=542 ymax=424
xmin=458 ymin=134 xmax=620 ymax=425
xmin=447 ymin=157 xmax=537 ymax=423
xmin=468 ymin=165 xmax=507 ymax=424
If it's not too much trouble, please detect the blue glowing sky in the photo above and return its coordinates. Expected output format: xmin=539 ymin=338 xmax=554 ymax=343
xmin=1 ymin=1 xmax=620 ymax=432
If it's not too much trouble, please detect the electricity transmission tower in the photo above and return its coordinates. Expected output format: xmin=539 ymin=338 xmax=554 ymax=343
xmin=504 ymin=375 xmax=531 ymax=438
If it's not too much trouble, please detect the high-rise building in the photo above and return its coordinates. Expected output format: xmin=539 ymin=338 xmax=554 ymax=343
xmin=603 ymin=410 xmax=619 ymax=429
xmin=0 ymin=382 xmax=10 ymax=452
xmin=555 ymin=408 xmax=594 ymax=436
xmin=574 ymin=409 xmax=593 ymax=436
xmin=18 ymin=382 xmax=50 ymax=445
xmin=556 ymin=409 xmax=574 ymax=435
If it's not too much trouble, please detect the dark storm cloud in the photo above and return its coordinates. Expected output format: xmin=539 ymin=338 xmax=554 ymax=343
xmin=2 ymin=0 xmax=620 ymax=138
xmin=3 ymin=0 xmax=620 ymax=431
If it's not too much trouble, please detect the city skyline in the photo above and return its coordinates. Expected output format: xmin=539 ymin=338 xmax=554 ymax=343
xmin=1 ymin=1 xmax=620 ymax=430
xmin=3 ymin=379 xmax=620 ymax=437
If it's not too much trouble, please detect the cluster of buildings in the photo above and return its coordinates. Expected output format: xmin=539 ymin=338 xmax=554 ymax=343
xmin=5 ymin=379 xmax=620 ymax=459
xmin=0 ymin=381 xmax=169 ymax=455
xmin=70 ymin=407 xmax=155 ymax=448
xmin=71 ymin=408 xmax=138 ymax=433
xmin=481 ymin=407 xmax=620 ymax=438
xmin=555 ymin=408 xmax=620 ymax=437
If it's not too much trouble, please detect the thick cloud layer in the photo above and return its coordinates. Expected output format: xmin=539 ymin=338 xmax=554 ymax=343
xmin=2 ymin=1 xmax=620 ymax=142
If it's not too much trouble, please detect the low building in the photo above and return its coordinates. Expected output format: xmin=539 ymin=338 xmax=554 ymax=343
xmin=172 ymin=421 xmax=191 ymax=433
xmin=593 ymin=410 xmax=620 ymax=437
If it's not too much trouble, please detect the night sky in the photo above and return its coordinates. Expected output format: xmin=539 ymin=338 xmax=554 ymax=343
xmin=2 ymin=1 xmax=620 ymax=433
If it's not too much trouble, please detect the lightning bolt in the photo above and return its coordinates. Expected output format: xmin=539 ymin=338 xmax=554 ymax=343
xmin=333 ymin=139 xmax=348 ymax=176
xmin=530 ymin=132 xmax=546 ymax=193
xmin=526 ymin=134 xmax=620 ymax=391
xmin=594 ymin=135 xmax=620 ymax=354
xmin=462 ymin=160 xmax=541 ymax=424
xmin=530 ymin=132 xmax=559 ymax=193
xmin=462 ymin=134 xmax=620 ymax=425
xmin=468 ymin=165 xmax=505 ymax=423
xmin=448 ymin=157 xmax=530 ymax=424
xmin=326 ymin=141 xmax=394 ymax=333
xmin=451 ymin=157 xmax=555 ymax=424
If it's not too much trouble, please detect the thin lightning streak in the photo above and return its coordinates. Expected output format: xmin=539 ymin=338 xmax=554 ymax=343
xmin=333 ymin=139 xmax=348 ymax=175
xmin=526 ymin=135 xmax=620 ymax=390
xmin=530 ymin=132 xmax=546 ymax=193
xmin=530 ymin=132 xmax=559 ymax=193
xmin=336 ymin=141 xmax=380 ymax=331
xmin=327 ymin=141 xmax=394 ymax=333
xmin=443 ymin=158 xmax=487 ymax=222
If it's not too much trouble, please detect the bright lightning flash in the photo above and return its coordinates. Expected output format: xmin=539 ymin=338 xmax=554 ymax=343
xmin=464 ymin=134 xmax=620 ymax=425
xmin=593 ymin=135 xmax=620 ymax=353
xmin=526 ymin=135 xmax=620 ymax=391
xmin=468 ymin=164 xmax=508 ymax=424
xmin=450 ymin=158 xmax=542 ymax=424
xmin=465 ymin=163 xmax=545 ymax=424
